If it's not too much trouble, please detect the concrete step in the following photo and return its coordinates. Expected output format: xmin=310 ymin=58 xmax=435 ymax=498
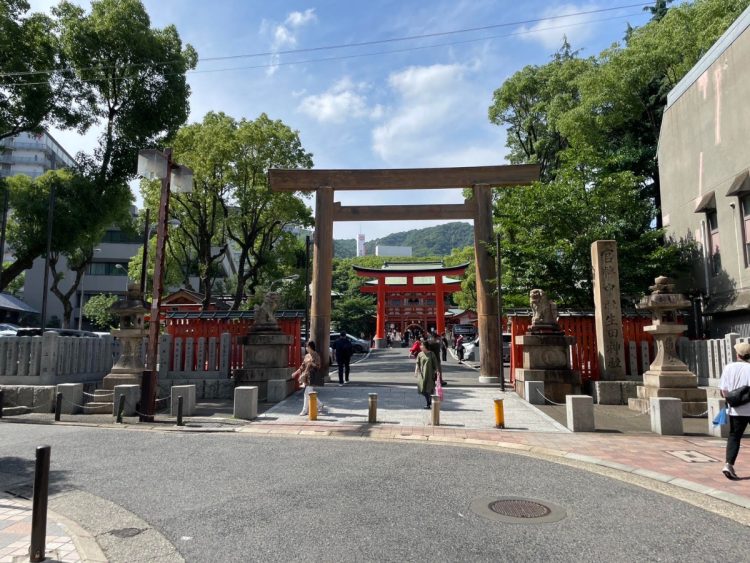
xmin=84 ymin=402 xmax=113 ymax=415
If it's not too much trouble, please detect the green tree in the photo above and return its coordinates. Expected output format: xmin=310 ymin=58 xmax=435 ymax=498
xmin=83 ymin=292 xmax=118 ymax=329
xmin=0 ymin=0 xmax=89 ymax=140
xmin=54 ymin=0 xmax=198 ymax=186
xmin=223 ymin=113 xmax=314 ymax=309
xmin=331 ymin=295 xmax=376 ymax=337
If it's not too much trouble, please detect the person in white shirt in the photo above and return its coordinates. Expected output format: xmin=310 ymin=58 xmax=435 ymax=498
xmin=719 ymin=341 xmax=750 ymax=480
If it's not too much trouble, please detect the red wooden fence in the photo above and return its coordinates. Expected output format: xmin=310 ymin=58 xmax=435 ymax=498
xmin=509 ymin=315 xmax=654 ymax=383
xmin=165 ymin=313 xmax=303 ymax=371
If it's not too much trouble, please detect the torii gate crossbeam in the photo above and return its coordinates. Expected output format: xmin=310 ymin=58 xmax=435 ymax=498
xmin=268 ymin=164 xmax=539 ymax=384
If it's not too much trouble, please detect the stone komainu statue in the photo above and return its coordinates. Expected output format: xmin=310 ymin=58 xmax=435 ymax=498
xmin=530 ymin=288 xmax=558 ymax=326
xmin=253 ymin=292 xmax=280 ymax=328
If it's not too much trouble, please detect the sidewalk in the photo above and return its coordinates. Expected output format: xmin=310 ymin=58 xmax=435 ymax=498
xmin=0 ymin=493 xmax=104 ymax=563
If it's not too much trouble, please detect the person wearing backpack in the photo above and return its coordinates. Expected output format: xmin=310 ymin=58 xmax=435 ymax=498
xmin=331 ymin=330 xmax=354 ymax=386
xmin=719 ymin=341 xmax=750 ymax=480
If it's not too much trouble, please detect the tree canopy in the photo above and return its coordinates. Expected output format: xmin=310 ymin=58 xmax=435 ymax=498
xmin=487 ymin=0 xmax=748 ymax=308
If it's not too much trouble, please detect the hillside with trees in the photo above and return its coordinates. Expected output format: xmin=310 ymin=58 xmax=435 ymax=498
xmin=334 ymin=222 xmax=473 ymax=258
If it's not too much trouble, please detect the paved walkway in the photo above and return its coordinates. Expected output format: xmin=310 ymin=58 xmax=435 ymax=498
xmin=1 ymin=346 xmax=749 ymax=559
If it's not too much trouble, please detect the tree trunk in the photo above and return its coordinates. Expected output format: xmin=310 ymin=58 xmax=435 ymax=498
xmin=0 ymin=255 xmax=36 ymax=292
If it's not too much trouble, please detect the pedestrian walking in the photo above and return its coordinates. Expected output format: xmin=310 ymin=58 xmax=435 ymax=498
xmin=292 ymin=341 xmax=326 ymax=416
xmin=415 ymin=340 xmax=438 ymax=409
xmin=455 ymin=334 xmax=465 ymax=361
xmin=440 ymin=332 xmax=449 ymax=362
xmin=719 ymin=341 xmax=750 ymax=480
xmin=331 ymin=330 xmax=354 ymax=385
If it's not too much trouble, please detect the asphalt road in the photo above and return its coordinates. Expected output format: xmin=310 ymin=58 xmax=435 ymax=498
xmin=0 ymin=423 xmax=747 ymax=562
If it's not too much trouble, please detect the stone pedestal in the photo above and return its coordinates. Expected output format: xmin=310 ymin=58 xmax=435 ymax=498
xmin=514 ymin=334 xmax=581 ymax=403
xmin=233 ymin=331 xmax=293 ymax=401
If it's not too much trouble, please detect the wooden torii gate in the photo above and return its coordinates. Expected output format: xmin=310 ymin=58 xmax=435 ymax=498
xmin=268 ymin=164 xmax=539 ymax=383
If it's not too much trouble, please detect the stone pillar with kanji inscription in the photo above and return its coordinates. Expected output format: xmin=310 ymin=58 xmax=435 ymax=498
xmin=591 ymin=241 xmax=627 ymax=380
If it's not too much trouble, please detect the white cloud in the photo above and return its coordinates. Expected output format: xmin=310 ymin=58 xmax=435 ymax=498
xmin=372 ymin=63 xmax=480 ymax=166
xmin=298 ymin=78 xmax=382 ymax=123
xmin=263 ymin=8 xmax=317 ymax=76
xmin=286 ymin=9 xmax=317 ymax=28
xmin=517 ymin=3 xmax=600 ymax=50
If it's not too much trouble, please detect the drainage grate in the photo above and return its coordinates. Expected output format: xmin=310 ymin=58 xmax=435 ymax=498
xmin=489 ymin=499 xmax=551 ymax=519
xmin=470 ymin=497 xmax=566 ymax=524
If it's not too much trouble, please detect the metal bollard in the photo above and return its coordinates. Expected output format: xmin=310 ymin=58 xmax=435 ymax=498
xmin=116 ymin=394 xmax=125 ymax=424
xmin=29 ymin=445 xmax=51 ymax=563
xmin=0 ymin=388 xmax=4 ymax=418
xmin=431 ymin=395 xmax=440 ymax=426
xmin=177 ymin=396 xmax=184 ymax=426
xmin=54 ymin=392 xmax=62 ymax=422
xmin=494 ymin=398 xmax=505 ymax=429
xmin=309 ymin=392 xmax=318 ymax=421
xmin=368 ymin=393 xmax=378 ymax=423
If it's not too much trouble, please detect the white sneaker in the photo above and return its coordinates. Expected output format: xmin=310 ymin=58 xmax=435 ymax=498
xmin=299 ymin=411 xmax=308 ymax=416
xmin=723 ymin=463 xmax=739 ymax=480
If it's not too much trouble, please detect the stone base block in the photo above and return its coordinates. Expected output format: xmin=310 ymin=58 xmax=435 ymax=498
xmin=102 ymin=372 xmax=142 ymax=391
xmin=649 ymin=397 xmax=683 ymax=435
xmin=0 ymin=385 xmax=56 ymax=412
xmin=515 ymin=369 xmax=581 ymax=403
xmin=171 ymin=385 xmax=196 ymax=417
xmin=643 ymin=372 xmax=698 ymax=388
xmin=628 ymin=397 xmax=707 ymax=417
xmin=56 ymin=383 xmax=83 ymax=414
xmin=704 ymin=386 xmax=723 ymax=400
xmin=524 ymin=381 xmax=545 ymax=405
xmin=707 ymin=397 xmax=729 ymax=438
xmin=234 ymin=386 xmax=258 ymax=420
xmin=478 ymin=376 xmax=500 ymax=384
xmin=591 ymin=381 xmax=639 ymax=405
xmin=113 ymin=385 xmax=140 ymax=417
xmin=566 ymin=395 xmax=595 ymax=432
xmin=267 ymin=379 xmax=292 ymax=403
xmin=636 ymin=385 xmax=706 ymax=402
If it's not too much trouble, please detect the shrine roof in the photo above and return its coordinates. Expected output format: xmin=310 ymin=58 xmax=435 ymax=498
xmin=363 ymin=275 xmax=462 ymax=286
xmin=353 ymin=261 xmax=469 ymax=278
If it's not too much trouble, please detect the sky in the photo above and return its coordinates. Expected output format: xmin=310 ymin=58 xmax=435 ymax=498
xmin=28 ymin=0 xmax=660 ymax=241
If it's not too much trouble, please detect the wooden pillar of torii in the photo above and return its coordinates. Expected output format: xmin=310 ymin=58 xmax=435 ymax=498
xmin=268 ymin=164 xmax=539 ymax=383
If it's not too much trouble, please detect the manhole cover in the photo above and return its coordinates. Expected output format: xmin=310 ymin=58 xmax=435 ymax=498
xmin=470 ymin=497 xmax=566 ymax=524
xmin=489 ymin=499 xmax=551 ymax=518
xmin=108 ymin=527 xmax=146 ymax=538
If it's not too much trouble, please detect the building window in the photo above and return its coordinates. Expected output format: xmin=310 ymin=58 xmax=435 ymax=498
xmin=101 ymin=229 xmax=143 ymax=244
xmin=742 ymin=196 xmax=750 ymax=267
xmin=707 ymin=211 xmax=721 ymax=275
xmin=87 ymin=262 xmax=128 ymax=276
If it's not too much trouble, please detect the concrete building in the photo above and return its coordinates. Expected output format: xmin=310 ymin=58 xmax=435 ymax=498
xmin=0 ymin=131 xmax=75 ymax=179
xmin=357 ymin=233 xmax=365 ymax=257
xmin=659 ymin=6 xmax=750 ymax=336
xmin=375 ymin=245 xmax=412 ymax=257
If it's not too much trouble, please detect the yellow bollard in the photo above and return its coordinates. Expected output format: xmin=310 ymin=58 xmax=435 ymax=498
xmin=431 ymin=395 xmax=440 ymax=426
xmin=309 ymin=392 xmax=318 ymax=421
xmin=494 ymin=398 xmax=505 ymax=429
xmin=368 ymin=393 xmax=378 ymax=423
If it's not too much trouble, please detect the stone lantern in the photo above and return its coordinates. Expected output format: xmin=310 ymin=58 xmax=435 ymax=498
xmin=628 ymin=276 xmax=706 ymax=415
xmin=102 ymin=283 xmax=149 ymax=390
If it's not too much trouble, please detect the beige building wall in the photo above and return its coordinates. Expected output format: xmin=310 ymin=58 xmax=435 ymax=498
xmin=659 ymin=6 xmax=750 ymax=325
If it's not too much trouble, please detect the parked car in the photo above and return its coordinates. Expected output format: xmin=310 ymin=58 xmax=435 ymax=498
xmin=14 ymin=328 xmax=100 ymax=338
xmin=0 ymin=323 xmax=21 ymax=336
xmin=462 ymin=334 xmax=511 ymax=364
xmin=330 ymin=332 xmax=370 ymax=353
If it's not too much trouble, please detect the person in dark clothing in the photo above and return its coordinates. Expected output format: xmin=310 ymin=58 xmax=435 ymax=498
xmin=440 ymin=332 xmax=449 ymax=362
xmin=331 ymin=330 xmax=354 ymax=385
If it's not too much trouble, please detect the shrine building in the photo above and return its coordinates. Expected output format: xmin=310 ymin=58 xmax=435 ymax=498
xmin=354 ymin=261 xmax=469 ymax=342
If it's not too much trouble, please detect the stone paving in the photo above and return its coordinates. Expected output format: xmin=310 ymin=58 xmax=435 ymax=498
xmin=258 ymin=383 xmax=569 ymax=432
xmin=0 ymin=494 xmax=81 ymax=563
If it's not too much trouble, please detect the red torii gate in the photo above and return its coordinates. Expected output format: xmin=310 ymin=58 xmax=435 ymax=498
xmin=354 ymin=262 xmax=468 ymax=339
